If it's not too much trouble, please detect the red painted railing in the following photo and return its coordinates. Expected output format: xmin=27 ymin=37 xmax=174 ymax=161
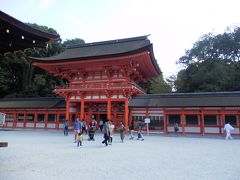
xmin=55 ymin=82 xmax=145 ymax=94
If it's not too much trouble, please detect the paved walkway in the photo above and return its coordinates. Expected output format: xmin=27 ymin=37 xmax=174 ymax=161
xmin=0 ymin=129 xmax=239 ymax=180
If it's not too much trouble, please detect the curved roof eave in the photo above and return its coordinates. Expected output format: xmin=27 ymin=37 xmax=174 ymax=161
xmin=30 ymin=35 xmax=161 ymax=75
xmin=30 ymin=37 xmax=150 ymax=61
xmin=0 ymin=10 xmax=60 ymax=40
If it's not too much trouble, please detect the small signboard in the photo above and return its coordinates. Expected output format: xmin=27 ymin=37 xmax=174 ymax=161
xmin=0 ymin=113 xmax=6 ymax=126
xmin=144 ymin=118 xmax=150 ymax=124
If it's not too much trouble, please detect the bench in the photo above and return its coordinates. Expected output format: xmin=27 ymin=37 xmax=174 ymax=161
xmin=0 ymin=142 xmax=8 ymax=147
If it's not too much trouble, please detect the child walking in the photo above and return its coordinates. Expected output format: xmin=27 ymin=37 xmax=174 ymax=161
xmin=76 ymin=132 xmax=83 ymax=147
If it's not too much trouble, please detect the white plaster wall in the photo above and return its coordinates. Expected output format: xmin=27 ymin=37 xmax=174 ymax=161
xmin=26 ymin=123 xmax=34 ymax=128
xmin=16 ymin=123 xmax=24 ymax=127
xmin=36 ymin=123 xmax=45 ymax=128
xmin=6 ymin=122 xmax=13 ymax=127
xmin=204 ymin=127 xmax=220 ymax=133
xmin=47 ymin=124 xmax=56 ymax=128
xmin=185 ymin=127 xmax=200 ymax=133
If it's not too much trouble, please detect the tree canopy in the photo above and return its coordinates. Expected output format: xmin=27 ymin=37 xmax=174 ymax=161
xmin=149 ymin=75 xmax=172 ymax=93
xmin=0 ymin=23 xmax=85 ymax=98
xmin=63 ymin=38 xmax=85 ymax=48
xmin=175 ymin=27 xmax=240 ymax=92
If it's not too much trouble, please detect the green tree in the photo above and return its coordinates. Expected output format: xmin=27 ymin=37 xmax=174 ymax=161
xmin=26 ymin=23 xmax=59 ymax=35
xmin=176 ymin=26 xmax=240 ymax=92
xmin=149 ymin=75 xmax=172 ymax=93
xmin=63 ymin=38 xmax=85 ymax=48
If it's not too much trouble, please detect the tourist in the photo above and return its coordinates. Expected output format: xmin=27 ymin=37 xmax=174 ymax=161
xmin=118 ymin=122 xmax=125 ymax=143
xmin=108 ymin=120 xmax=115 ymax=144
xmin=73 ymin=118 xmax=82 ymax=143
xmin=137 ymin=129 xmax=144 ymax=141
xmin=102 ymin=120 xmax=109 ymax=146
xmin=99 ymin=119 xmax=104 ymax=132
xmin=63 ymin=120 xmax=69 ymax=136
xmin=129 ymin=121 xmax=135 ymax=140
xmin=82 ymin=119 xmax=87 ymax=134
xmin=174 ymin=123 xmax=179 ymax=134
xmin=76 ymin=132 xmax=83 ymax=147
xmin=224 ymin=122 xmax=234 ymax=140
xmin=88 ymin=119 xmax=97 ymax=141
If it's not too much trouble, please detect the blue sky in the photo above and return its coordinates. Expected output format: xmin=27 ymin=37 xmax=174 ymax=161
xmin=1 ymin=0 xmax=240 ymax=78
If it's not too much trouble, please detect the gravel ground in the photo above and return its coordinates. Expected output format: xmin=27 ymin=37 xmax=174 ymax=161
xmin=0 ymin=129 xmax=240 ymax=180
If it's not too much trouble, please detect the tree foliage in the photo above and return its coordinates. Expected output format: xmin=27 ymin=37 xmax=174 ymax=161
xmin=0 ymin=23 xmax=84 ymax=98
xmin=138 ymin=75 xmax=172 ymax=94
xmin=63 ymin=38 xmax=85 ymax=48
xmin=149 ymin=75 xmax=172 ymax=93
xmin=26 ymin=23 xmax=59 ymax=35
xmin=175 ymin=27 xmax=240 ymax=92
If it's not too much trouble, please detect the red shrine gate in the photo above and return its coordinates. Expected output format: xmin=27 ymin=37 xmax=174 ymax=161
xmin=54 ymin=55 xmax=146 ymax=129
xmin=32 ymin=36 xmax=161 ymax=129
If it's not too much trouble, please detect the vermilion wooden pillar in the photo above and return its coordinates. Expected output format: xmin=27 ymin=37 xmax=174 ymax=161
xmin=66 ymin=99 xmax=70 ymax=120
xmin=80 ymin=96 xmax=85 ymax=120
xmin=89 ymin=103 xmax=93 ymax=123
xmin=146 ymin=108 xmax=149 ymax=134
xmin=219 ymin=110 xmax=224 ymax=134
xmin=34 ymin=112 xmax=37 ymax=128
xmin=181 ymin=110 xmax=185 ymax=134
xmin=23 ymin=111 xmax=26 ymax=128
xmin=14 ymin=112 xmax=17 ymax=128
xmin=107 ymin=97 xmax=111 ymax=120
xmin=44 ymin=113 xmax=48 ymax=129
xmin=237 ymin=112 xmax=240 ymax=135
xmin=124 ymin=98 xmax=129 ymax=131
xmin=238 ymin=113 xmax=240 ymax=135
xmin=163 ymin=110 xmax=167 ymax=134
xmin=56 ymin=112 xmax=60 ymax=129
xmin=200 ymin=110 xmax=205 ymax=135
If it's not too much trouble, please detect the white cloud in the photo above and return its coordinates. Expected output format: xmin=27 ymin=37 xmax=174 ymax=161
xmin=38 ymin=0 xmax=56 ymax=8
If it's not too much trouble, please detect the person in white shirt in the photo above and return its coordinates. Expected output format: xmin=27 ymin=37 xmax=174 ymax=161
xmin=108 ymin=120 xmax=115 ymax=145
xmin=224 ymin=122 xmax=234 ymax=140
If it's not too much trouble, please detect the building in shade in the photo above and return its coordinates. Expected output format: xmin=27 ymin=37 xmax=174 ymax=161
xmin=0 ymin=34 xmax=240 ymax=135
xmin=0 ymin=10 xmax=59 ymax=54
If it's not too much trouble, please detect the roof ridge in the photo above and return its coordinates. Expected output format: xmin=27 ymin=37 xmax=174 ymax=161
xmin=134 ymin=91 xmax=240 ymax=98
xmin=66 ymin=35 xmax=150 ymax=49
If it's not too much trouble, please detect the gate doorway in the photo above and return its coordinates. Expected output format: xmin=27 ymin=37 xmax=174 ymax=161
xmin=92 ymin=113 xmax=107 ymax=124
